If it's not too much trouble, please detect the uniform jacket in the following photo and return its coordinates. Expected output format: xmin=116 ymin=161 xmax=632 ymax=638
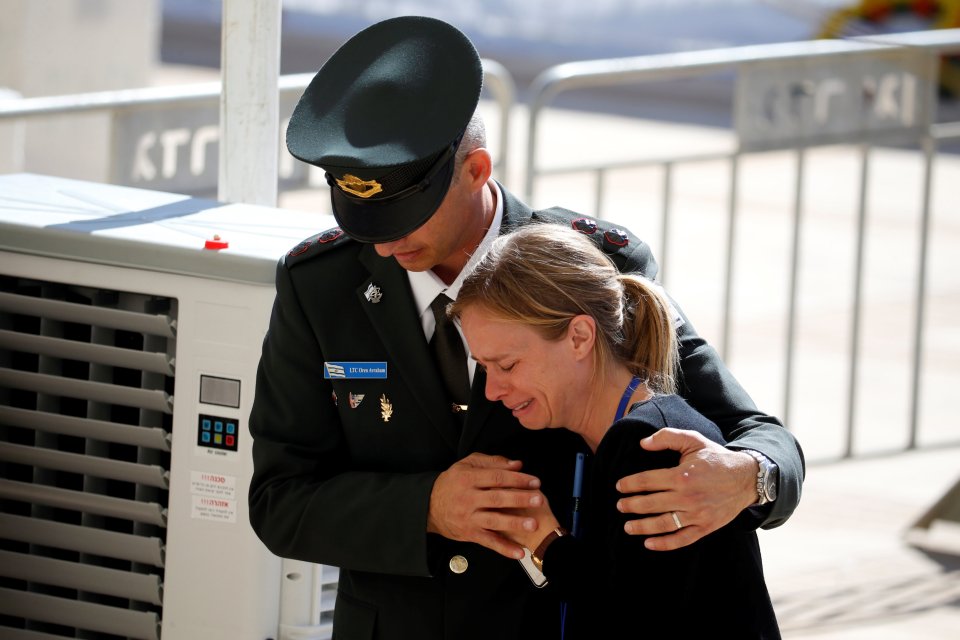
xmin=248 ymin=185 xmax=804 ymax=640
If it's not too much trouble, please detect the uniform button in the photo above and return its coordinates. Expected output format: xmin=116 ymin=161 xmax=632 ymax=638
xmin=448 ymin=555 xmax=468 ymax=574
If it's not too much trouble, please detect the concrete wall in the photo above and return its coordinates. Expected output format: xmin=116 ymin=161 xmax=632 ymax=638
xmin=0 ymin=0 xmax=160 ymax=178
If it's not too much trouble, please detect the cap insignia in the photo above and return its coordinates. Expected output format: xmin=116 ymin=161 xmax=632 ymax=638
xmin=336 ymin=174 xmax=383 ymax=198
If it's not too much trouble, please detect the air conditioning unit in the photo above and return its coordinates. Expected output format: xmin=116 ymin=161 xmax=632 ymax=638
xmin=0 ymin=173 xmax=339 ymax=640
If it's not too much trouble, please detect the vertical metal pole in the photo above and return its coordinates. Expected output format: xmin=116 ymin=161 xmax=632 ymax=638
xmin=659 ymin=162 xmax=674 ymax=287
xmin=595 ymin=168 xmax=606 ymax=220
xmin=524 ymin=94 xmax=544 ymax=203
xmin=479 ymin=60 xmax=514 ymax=186
xmin=784 ymin=147 xmax=806 ymax=428
xmin=907 ymin=48 xmax=940 ymax=451
xmin=909 ymin=134 xmax=936 ymax=450
xmin=720 ymin=153 xmax=740 ymax=361
xmin=846 ymin=143 xmax=871 ymax=459
xmin=219 ymin=0 xmax=281 ymax=205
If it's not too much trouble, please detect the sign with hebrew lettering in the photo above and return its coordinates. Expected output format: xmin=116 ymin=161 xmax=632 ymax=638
xmin=110 ymin=93 xmax=306 ymax=196
xmin=735 ymin=49 xmax=934 ymax=151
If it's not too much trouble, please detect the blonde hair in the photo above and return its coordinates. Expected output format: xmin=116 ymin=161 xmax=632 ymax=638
xmin=451 ymin=224 xmax=678 ymax=394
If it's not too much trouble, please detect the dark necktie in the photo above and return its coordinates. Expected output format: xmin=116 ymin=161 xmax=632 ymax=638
xmin=429 ymin=293 xmax=471 ymax=412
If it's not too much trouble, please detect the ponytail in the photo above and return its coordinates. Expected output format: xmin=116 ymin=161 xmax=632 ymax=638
xmin=619 ymin=275 xmax=678 ymax=395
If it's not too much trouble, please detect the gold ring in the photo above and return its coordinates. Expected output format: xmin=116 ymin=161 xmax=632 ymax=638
xmin=671 ymin=511 xmax=683 ymax=530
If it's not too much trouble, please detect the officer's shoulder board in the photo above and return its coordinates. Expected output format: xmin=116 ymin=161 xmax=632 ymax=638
xmin=531 ymin=206 xmax=636 ymax=258
xmin=283 ymin=226 xmax=354 ymax=267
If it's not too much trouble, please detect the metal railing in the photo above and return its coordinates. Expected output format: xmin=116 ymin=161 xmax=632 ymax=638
xmin=2 ymin=30 xmax=958 ymax=461
xmin=524 ymin=29 xmax=960 ymax=459
xmin=0 ymin=59 xmax=515 ymax=196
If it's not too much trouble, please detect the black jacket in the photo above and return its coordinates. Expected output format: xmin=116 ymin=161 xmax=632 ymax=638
xmin=248 ymin=185 xmax=803 ymax=639
xmin=542 ymin=395 xmax=780 ymax=639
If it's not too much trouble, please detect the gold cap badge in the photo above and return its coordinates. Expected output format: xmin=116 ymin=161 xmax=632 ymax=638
xmin=336 ymin=174 xmax=383 ymax=198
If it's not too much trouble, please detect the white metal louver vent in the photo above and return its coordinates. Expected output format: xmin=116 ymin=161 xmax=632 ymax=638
xmin=0 ymin=173 xmax=341 ymax=640
xmin=0 ymin=277 xmax=176 ymax=639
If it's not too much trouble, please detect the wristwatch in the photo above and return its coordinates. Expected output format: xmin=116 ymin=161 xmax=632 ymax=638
xmin=531 ymin=527 xmax=567 ymax=573
xmin=743 ymin=450 xmax=778 ymax=506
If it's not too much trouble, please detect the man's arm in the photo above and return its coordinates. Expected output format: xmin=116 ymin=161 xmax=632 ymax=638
xmin=616 ymin=301 xmax=805 ymax=549
xmin=601 ymin=229 xmax=804 ymax=548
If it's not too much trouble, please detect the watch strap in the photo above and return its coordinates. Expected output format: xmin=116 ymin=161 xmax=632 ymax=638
xmin=531 ymin=527 xmax=567 ymax=573
xmin=743 ymin=449 xmax=775 ymax=506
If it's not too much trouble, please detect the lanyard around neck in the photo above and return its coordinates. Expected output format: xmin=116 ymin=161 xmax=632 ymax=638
xmin=614 ymin=376 xmax=643 ymax=423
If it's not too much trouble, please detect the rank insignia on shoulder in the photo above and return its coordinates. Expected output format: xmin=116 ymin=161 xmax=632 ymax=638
xmin=572 ymin=217 xmax=598 ymax=235
xmin=603 ymin=228 xmax=629 ymax=251
xmin=319 ymin=227 xmax=345 ymax=243
xmin=349 ymin=393 xmax=365 ymax=409
xmin=288 ymin=239 xmax=313 ymax=257
xmin=286 ymin=226 xmax=353 ymax=267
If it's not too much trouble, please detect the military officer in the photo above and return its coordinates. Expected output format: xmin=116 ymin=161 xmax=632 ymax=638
xmin=249 ymin=15 xmax=803 ymax=640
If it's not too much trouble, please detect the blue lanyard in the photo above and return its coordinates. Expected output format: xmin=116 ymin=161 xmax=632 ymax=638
xmin=615 ymin=376 xmax=643 ymax=422
xmin=570 ymin=375 xmax=641 ymax=537
xmin=562 ymin=375 xmax=642 ymax=638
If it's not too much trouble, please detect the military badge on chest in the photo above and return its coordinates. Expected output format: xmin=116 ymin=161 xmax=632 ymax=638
xmin=380 ymin=394 xmax=393 ymax=422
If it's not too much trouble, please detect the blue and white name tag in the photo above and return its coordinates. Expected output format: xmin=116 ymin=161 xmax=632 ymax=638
xmin=324 ymin=362 xmax=388 ymax=379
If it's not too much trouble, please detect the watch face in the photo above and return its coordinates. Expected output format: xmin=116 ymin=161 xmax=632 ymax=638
xmin=763 ymin=465 xmax=778 ymax=502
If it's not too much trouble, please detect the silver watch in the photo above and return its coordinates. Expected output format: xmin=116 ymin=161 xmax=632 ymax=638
xmin=743 ymin=450 xmax=778 ymax=506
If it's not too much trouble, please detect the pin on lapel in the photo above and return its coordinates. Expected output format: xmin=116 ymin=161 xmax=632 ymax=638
xmin=331 ymin=391 xmax=338 ymax=406
xmin=349 ymin=393 xmax=365 ymax=409
xmin=380 ymin=394 xmax=393 ymax=422
xmin=364 ymin=283 xmax=383 ymax=304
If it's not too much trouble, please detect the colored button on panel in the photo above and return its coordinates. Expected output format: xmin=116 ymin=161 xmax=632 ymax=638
xmin=214 ymin=421 xmax=224 ymax=433
xmin=214 ymin=434 xmax=223 ymax=445
xmin=202 ymin=419 xmax=212 ymax=431
xmin=226 ymin=422 xmax=236 ymax=435
xmin=201 ymin=432 xmax=211 ymax=443
xmin=225 ymin=435 xmax=235 ymax=447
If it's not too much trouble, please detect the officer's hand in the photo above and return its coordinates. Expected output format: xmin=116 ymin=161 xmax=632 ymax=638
xmin=615 ymin=428 xmax=757 ymax=551
xmin=428 ymin=452 xmax=544 ymax=560
xmin=502 ymin=496 xmax=561 ymax=552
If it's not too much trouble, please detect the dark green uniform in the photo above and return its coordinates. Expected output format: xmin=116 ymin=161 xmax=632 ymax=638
xmin=248 ymin=185 xmax=805 ymax=640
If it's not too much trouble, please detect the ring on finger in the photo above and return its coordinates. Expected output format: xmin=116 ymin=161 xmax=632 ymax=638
xmin=671 ymin=511 xmax=683 ymax=530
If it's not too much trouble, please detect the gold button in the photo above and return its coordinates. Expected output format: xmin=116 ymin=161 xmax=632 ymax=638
xmin=448 ymin=555 xmax=468 ymax=574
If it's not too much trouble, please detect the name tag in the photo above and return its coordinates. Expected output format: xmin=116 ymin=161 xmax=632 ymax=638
xmin=324 ymin=362 xmax=388 ymax=379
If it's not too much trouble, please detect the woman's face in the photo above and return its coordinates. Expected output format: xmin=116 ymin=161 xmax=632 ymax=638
xmin=460 ymin=305 xmax=581 ymax=431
